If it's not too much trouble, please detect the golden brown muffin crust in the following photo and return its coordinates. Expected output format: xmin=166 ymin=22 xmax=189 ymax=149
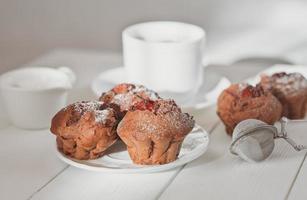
xmin=217 ymin=83 xmax=282 ymax=135
xmin=260 ymin=72 xmax=307 ymax=119
xmin=50 ymin=101 xmax=120 ymax=160
xmin=117 ymin=99 xmax=195 ymax=165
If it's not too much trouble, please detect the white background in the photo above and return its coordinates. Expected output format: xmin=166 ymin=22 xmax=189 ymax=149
xmin=1 ymin=0 xmax=307 ymax=73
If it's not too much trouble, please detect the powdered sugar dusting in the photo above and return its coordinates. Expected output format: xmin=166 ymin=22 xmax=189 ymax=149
xmin=94 ymin=109 xmax=112 ymax=123
xmin=154 ymin=99 xmax=194 ymax=131
xmin=118 ymin=99 xmax=194 ymax=140
xmin=132 ymin=85 xmax=160 ymax=100
xmin=72 ymin=101 xmax=113 ymax=124
xmin=274 ymin=73 xmax=307 ymax=91
xmin=106 ymin=84 xmax=160 ymax=110
xmin=170 ymin=111 xmax=195 ymax=131
xmin=73 ymin=101 xmax=102 ymax=113
xmin=112 ymin=93 xmax=134 ymax=108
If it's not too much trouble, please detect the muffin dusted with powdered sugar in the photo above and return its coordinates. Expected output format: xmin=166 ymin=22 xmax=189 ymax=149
xmin=260 ymin=72 xmax=307 ymax=119
xmin=117 ymin=99 xmax=195 ymax=165
xmin=50 ymin=83 xmax=196 ymax=165
xmin=217 ymin=83 xmax=282 ymax=135
xmin=50 ymin=101 xmax=121 ymax=160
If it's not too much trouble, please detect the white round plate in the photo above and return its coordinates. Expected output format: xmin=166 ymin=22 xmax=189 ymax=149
xmin=91 ymin=67 xmax=231 ymax=111
xmin=55 ymin=124 xmax=209 ymax=173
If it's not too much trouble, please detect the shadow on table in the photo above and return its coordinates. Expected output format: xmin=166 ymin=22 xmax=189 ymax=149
xmin=184 ymin=124 xmax=233 ymax=169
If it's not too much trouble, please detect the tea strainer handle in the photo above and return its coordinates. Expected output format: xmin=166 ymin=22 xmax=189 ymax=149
xmin=278 ymin=117 xmax=307 ymax=151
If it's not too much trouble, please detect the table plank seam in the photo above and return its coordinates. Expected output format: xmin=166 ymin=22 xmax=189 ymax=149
xmin=285 ymin=152 xmax=307 ymax=200
xmin=154 ymin=165 xmax=185 ymax=200
xmin=207 ymin=121 xmax=222 ymax=135
xmin=156 ymin=121 xmax=221 ymax=200
xmin=26 ymin=165 xmax=70 ymax=200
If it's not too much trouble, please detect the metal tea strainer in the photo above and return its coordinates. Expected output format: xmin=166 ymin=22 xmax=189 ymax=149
xmin=230 ymin=117 xmax=307 ymax=162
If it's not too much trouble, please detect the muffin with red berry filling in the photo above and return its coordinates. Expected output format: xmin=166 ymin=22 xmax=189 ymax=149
xmin=50 ymin=101 xmax=121 ymax=160
xmin=99 ymin=83 xmax=160 ymax=115
xmin=260 ymin=72 xmax=307 ymax=119
xmin=117 ymin=99 xmax=195 ymax=165
xmin=217 ymin=83 xmax=282 ymax=135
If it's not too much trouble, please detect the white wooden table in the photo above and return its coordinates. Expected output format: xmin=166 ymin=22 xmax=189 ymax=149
xmin=0 ymin=49 xmax=307 ymax=200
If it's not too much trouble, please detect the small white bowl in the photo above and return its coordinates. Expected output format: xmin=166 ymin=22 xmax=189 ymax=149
xmin=0 ymin=66 xmax=76 ymax=129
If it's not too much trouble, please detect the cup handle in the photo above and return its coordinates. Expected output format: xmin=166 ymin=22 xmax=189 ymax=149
xmin=57 ymin=66 xmax=76 ymax=86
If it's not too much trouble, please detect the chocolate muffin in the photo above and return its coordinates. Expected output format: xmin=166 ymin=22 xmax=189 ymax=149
xmin=99 ymin=83 xmax=160 ymax=114
xmin=260 ymin=72 xmax=307 ymax=119
xmin=50 ymin=101 xmax=120 ymax=160
xmin=117 ymin=99 xmax=195 ymax=165
xmin=217 ymin=83 xmax=282 ymax=135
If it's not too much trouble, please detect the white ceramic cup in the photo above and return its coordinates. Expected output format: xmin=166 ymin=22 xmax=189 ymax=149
xmin=123 ymin=21 xmax=205 ymax=102
xmin=0 ymin=66 xmax=76 ymax=129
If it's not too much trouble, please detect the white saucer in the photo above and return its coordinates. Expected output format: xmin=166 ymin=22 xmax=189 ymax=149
xmin=56 ymin=124 xmax=209 ymax=173
xmin=91 ymin=67 xmax=231 ymax=111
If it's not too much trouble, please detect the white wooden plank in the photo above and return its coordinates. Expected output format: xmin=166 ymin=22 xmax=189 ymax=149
xmin=287 ymin=153 xmax=307 ymax=200
xmin=30 ymin=167 xmax=180 ymax=200
xmin=29 ymin=106 xmax=219 ymax=200
xmin=160 ymin=122 xmax=307 ymax=200
xmin=283 ymin=121 xmax=307 ymax=200
xmin=191 ymin=106 xmax=219 ymax=130
xmin=0 ymin=127 xmax=67 ymax=200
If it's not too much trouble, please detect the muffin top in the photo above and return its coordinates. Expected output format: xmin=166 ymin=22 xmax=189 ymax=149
xmin=99 ymin=83 xmax=160 ymax=112
xmin=218 ymin=83 xmax=281 ymax=113
xmin=261 ymin=72 xmax=307 ymax=96
xmin=50 ymin=101 xmax=120 ymax=135
xmin=217 ymin=83 xmax=282 ymax=134
xmin=117 ymin=99 xmax=195 ymax=140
